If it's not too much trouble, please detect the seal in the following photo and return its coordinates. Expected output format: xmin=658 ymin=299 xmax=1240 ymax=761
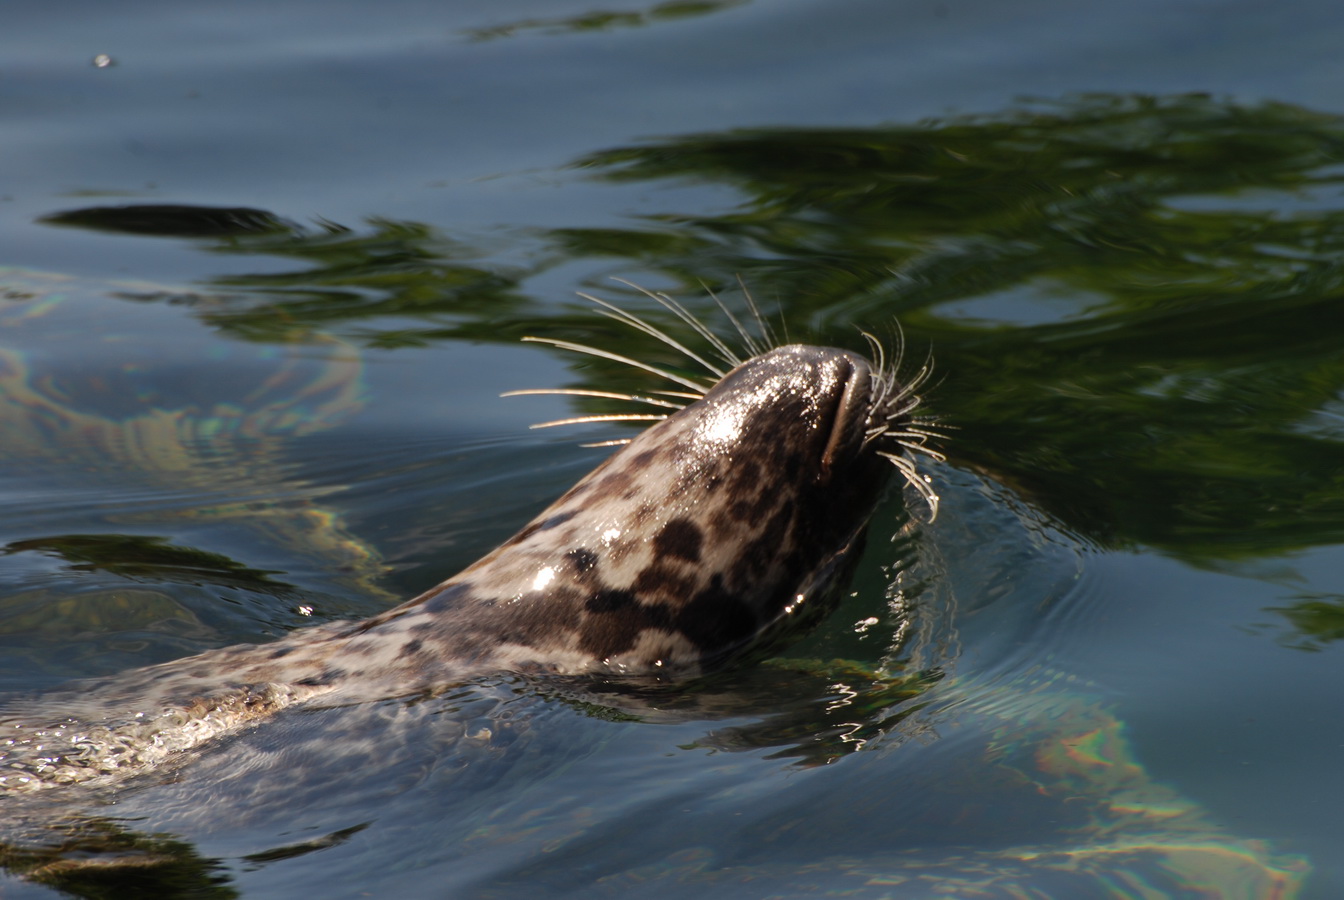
xmin=0 ymin=287 xmax=940 ymax=793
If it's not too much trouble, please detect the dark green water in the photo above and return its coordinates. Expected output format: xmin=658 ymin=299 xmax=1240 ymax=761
xmin=2 ymin=2 xmax=1342 ymax=897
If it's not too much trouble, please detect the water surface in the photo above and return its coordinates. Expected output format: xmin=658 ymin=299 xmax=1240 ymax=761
xmin=3 ymin=2 xmax=1342 ymax=897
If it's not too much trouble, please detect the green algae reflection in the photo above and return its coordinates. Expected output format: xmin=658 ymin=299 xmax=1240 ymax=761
xmin=44 ymin=93 xmax=1344 ymax=643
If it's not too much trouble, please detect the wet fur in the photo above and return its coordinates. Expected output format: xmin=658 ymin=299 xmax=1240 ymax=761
xmin=0 ymin=291 xmax=938 ymax=794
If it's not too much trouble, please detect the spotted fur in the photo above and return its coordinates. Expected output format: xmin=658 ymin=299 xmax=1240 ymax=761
xmin=0 ymin=291 xmax=940 ymax=793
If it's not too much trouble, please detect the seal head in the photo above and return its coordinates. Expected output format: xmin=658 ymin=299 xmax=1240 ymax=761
xmin=349 ymin=343 xmax=898 ymax=680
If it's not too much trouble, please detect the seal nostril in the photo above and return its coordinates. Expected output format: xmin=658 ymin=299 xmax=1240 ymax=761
xmin=819 ymin=357 xmax=867 ymax=481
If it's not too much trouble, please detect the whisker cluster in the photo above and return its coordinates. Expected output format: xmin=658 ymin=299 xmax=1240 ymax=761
xmin=860 ymin=324 xmax=948 ymax=520
xmin=507 ymin=280 xmax=945 ymax=519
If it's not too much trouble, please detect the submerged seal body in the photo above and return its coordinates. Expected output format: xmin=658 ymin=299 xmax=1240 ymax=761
xmin=0 ymin=310 xmax=938 ymax=792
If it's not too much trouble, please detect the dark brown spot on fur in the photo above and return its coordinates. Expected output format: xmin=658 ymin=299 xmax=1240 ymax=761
xmin=629 ymin=448 xmax=660 ymax=468
xmin=633 ymin=565 xmax=696 ymax=602
xmin=728 ymin=488 xmax=777 ymax=525
xmin=710 ymin=507 xmax=737 ymax=538
xmin=537 ymin=511 xmax=578 ymax=532
xmin=588 ymin=470 xmax=633 ymax=501
xmin=732 ymin=507 xmax=794 ymax=585
xmin=420 ymin=582 xmax=474 ymax=615
xmin=565 ymin=547 xmax=598 ymax=574
xmin=509 ymin=510 xmax=581 ymax=546
xmin=676 ymin=574 xmax=757 ymax=655
xmin=653 ymin=518 xmax=703 ymax=563
xmin=731 ymin=458 xmax=761 ymax=492
xmin=578 ymin=592 xmax=673 ymax=659
xmin=489 ymin=586 xmax=584 ymax=648
xmin=586 ymin=588 xmax=635 ymax=614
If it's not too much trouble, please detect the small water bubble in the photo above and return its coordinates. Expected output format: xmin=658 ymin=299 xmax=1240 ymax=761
xmin=91 ymin=54 xmax=116 ymax=69
xmin=297 ymin=605 xmax=314 ymax=616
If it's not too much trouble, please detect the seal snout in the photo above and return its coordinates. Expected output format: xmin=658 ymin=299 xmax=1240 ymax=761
xmin=742 ymin=345 xmax=875 ymax=484
xmin=818 ymin=352 xmax=875 ymax=481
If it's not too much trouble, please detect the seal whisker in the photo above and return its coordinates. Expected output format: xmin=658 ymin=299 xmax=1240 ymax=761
xmin=899 ymin=354 xmax=937 ymax=398
xmin=860 ymin=331 xmax=888 ymax=389
xmin=877 ymin=450 xmax=941 ymax=519
xmin=891 ymin=439 xmax=947 ymax=463
xmin=886 ymin=434 xmax=947 ymax=455
xmin=864 ymin=425 xmax=893 ymax=445
xmin=883 ymin=387 xmax=931 ymax=427
xmin=578 ymin=292 xmax=729 ymax=379
xmin=881 ymin=408 xmax=924 ymax=429
xmin=883 ymin=417 xmax=947 ymax=444
xmin=611 ymin=279 xmax=744 ymax=371
xmin=891 ymin=423 xmax=950 ymax=441
xmin=867 ymin=322 xmax=907 ymax=393
xmin=735 ymin=275 xmax=780 ymax=353
xmin=520 ymin=336 xmax=713 ymax=394
xmin=501 ymin=388 xmax=685 ymax=411
xmin=878 ymin=449 xmax=921 ymax=479
xmin=650 ymin=390 xmax=705 ymax=401
xmin=528 ymin=413 xmax=669 ymax=430
xmin=703 ymin=281 xmax=768 ymax=360
xmin=883 ymin=392 xmax=916 ymax=417
xmin=580 ymin=438 xmax=633 ymax=448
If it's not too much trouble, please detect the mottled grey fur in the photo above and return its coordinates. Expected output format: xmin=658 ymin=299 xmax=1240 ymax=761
xmin=1 ymin=343 xmax=926 ymax=792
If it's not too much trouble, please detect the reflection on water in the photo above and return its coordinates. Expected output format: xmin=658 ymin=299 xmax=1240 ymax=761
xmin=3 ymin=91 xmax=1343 ymax=896
xmin=0 ymin=270 xmax=390 ymax=684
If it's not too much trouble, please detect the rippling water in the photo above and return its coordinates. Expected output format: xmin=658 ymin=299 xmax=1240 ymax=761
xmin=3 ymin=2 xmax=1343 ymax=897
